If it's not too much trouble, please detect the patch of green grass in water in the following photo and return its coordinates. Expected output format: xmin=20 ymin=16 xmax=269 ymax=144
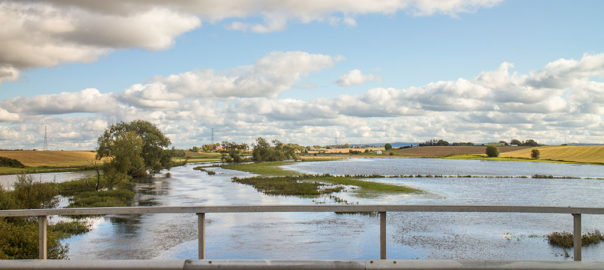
xmin=67 ymin=189 xmax=134 ymax=208
xmin=233 ymin=176 xmax=340 ymax=196
xmin=222 ymin=161 xmax=300 ymax=176
xmin=314 ymin=176 xmax=420 ymax=194
xmin=233 ymin=175 xmax=420 ymax=197
xmin=51 ymin=221 xmax=91 ymax=239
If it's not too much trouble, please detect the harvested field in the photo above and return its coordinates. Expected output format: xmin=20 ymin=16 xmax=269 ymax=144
xmin=0 ymin=150 xmax=105 ymax=167
xmin=500 ymin=146 xmax=604 ymax=164
xmin=392 ymin=146 xmax=528 ymax=157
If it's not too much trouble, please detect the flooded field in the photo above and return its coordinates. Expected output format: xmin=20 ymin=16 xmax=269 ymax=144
xmin=60 ymin=159 xmax=604 ymax=261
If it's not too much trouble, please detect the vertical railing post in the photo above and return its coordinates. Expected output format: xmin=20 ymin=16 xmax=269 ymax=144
xmin=38 ymin=216 xmax=47 ymax=259
xmin=573 ymin=213 xmax=581 ymax=261
xmin=197 ymin=213 xmax=206 ymax=259
xmin=379 ymin=211 xmax=386 ymax=259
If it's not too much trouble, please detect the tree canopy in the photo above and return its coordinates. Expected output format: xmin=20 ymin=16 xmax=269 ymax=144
xmin=252 ymin=137 xmax=303 ymax=162
xmin=97 ymin=120 xmax=172 ymax=178
xmin=384 ymin=143 xmax=392 ymax=150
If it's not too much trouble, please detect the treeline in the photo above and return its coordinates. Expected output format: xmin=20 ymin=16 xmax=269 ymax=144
xmin=252 ymin=137 xmax=304 ymax=162
xmin=420 ymin=139 xmax=539 ymax=147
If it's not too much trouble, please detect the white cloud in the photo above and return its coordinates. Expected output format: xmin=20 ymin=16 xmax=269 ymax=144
xmin=337 ymin=69 xmax=377 ymax=86
xmin=0 ymin=108 xmax=20 ymax=122
xmin=123 ymin=51 xmax=336 ymax=99
xmin=1 ymin=52 xmax=604 ymax=148
xmin=0 ymin=0 xmax=502 ymax=83
xmin=0 ymin=88 xmax=116 ymax=115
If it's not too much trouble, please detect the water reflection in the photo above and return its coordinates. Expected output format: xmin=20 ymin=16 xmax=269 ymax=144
xmin=62 ymin=160 xmax=604 ymax=261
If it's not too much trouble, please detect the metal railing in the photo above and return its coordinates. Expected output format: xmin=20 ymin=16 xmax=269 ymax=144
xmin=1 ymin=204 xmax=603 ymax=262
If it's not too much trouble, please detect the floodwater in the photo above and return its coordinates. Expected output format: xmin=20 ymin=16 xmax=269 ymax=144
xmin=60 ymin=159 xmax=604 ymax=261
xmin=0 ymin=170 xmax=96 ymax=190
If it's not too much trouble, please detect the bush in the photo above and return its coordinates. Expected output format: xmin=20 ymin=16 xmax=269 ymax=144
xmin=531 ymin=149 xmax=540 ymax=159
xmin=486 ymin=145 xmax=499 ymax=157
xmin=0 ymin=157 xmax=25 ymax=168
xmin=548 ymin=231 xmax=604 ymax=248
xmin=384 ymin=143 xmax=392 ymax=150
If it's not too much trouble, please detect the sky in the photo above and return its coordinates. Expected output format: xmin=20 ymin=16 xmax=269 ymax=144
xmin=0 ymin=0 xmax=603 ymax=149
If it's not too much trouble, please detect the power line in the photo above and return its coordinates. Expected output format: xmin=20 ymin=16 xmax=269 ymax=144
xmin=43 ymin=125 xmax=48 ymax=151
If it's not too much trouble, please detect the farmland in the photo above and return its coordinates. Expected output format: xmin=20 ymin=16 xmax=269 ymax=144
xmin=392 ymin=146 xmax=528 ymax=157
xmin=500 ymin=145 xmax=604 ymax=164
xmin=0 ymin=150 xmax=107 ymax=174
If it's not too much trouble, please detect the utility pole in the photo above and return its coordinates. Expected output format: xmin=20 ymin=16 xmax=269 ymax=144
xmin=44 ymin=125 xmax=48 ymax=151
xmin=211 ymin=128 xmax=214 ymax=144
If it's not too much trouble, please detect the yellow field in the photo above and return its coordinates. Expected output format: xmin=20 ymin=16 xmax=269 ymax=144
xmin=0 ymin=150 xmax=105 ymax=167
xmin=500 ymin=146 xmax=604 ymax=164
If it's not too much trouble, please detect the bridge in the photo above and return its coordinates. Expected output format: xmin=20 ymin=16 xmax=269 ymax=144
xmin=0 ymin=204 xmax=603 ymax=269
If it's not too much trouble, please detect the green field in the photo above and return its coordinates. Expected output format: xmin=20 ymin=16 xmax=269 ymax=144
xmin=500 ymin=146 xmax=604 ymax=164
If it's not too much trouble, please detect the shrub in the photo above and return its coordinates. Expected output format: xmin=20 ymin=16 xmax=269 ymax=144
xmin=548 ymin=231 xmax=604 ymax=248
xmin=384 ymin=143 xmax=392 ymax=150
xmin=486 ymin=145 xmax=499 ymax=157
xmin=0 ymin=157 xmax=25 ymax=168
xmin=531 ymin=149 xmax=540 ymax=159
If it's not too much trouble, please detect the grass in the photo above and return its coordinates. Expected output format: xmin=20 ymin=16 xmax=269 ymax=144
xmin=67 ymin=189 xmax=134 ymax=208
xmin=500 ymin=146 xmax=604 ymax=165
xmin=51 ymin=221 xmax=91 ymax=239
xmin=547 ymin=231 xmax=604 ymax=248
xmin=221 ymin=161 xmax=300 ymax=176
xmin=233 ymin=176 xmax=342 ymax=196
xmin=232 ymin=174 xmax=420 ymax=197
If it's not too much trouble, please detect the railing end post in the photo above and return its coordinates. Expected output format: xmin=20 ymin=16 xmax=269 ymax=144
xmin=572 ymin=213 xmax=581 ymax=261
xmin=38 ymin=215 xmax=47 ymax=260
xmin=197 ymin=213 xmax=206 ymax=260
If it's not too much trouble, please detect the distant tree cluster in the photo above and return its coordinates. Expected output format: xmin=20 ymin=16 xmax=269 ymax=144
xmin=220 ymin=141 xmax=249 ymax=162
xmin=420 ymin=139 xmax=450 ymax=146
xmin=451 ymin=142 xmax=474 ymax=146
xmin=252 ymin=137 xmax=304 ymax=162
xmin=510 ymin=139 xmax=539 ymax=146
xmin=202 ymin=143 xmax=220 ymax=152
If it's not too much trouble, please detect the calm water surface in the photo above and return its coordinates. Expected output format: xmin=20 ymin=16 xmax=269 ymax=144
xmin=62 ymin=159 xmax=604 ymax=261
xmin=0 ymin=170 xmax=96 ymax=190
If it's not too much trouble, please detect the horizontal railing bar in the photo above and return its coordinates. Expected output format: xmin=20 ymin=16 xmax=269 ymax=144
xmin=0 ymin=260 xmax=602 ymax=270
xmin=1 ymin=205 xmax=604 ymax=217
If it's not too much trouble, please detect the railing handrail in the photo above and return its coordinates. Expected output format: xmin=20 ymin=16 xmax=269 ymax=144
xmin=1 ymin=204 xmax=604 ymax=217
xmin=3 ymin=204 xmax=602 ymax=261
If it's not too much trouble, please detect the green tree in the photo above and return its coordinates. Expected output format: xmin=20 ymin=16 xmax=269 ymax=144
xmin=523 ymin=139 xmax=539 ymax=147
xmin=531 ymin=149 xmax=540 ymax=159
xmin=486 ymin=145 xmax=499 ymax=157
xmin=510 ymin=139 xmax=522 ymax=145
xmin=252 ymin=137 xmax=302 ymax=162
xmin=384 ymin=143 xmax=393 ymax=151
xmin=97 ymin=120 xmax=172 ymax=178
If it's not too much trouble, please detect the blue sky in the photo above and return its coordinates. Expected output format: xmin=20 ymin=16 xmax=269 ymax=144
xmin=0 ymin=0 xmax=603 ymax=149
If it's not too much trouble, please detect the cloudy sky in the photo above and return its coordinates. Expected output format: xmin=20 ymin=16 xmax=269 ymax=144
xmin=0 ymin=0 xmax=603 ymax=149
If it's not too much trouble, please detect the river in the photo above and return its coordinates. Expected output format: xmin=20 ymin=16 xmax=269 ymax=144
xmin=56 ymin=158 xmax=604 ymax=260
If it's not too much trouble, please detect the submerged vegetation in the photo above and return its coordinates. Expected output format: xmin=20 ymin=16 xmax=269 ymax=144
xmin=547 ymin=231 xmax=604 ymax=248
xmin=232 ymin=174 xmax=420 ymax=197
